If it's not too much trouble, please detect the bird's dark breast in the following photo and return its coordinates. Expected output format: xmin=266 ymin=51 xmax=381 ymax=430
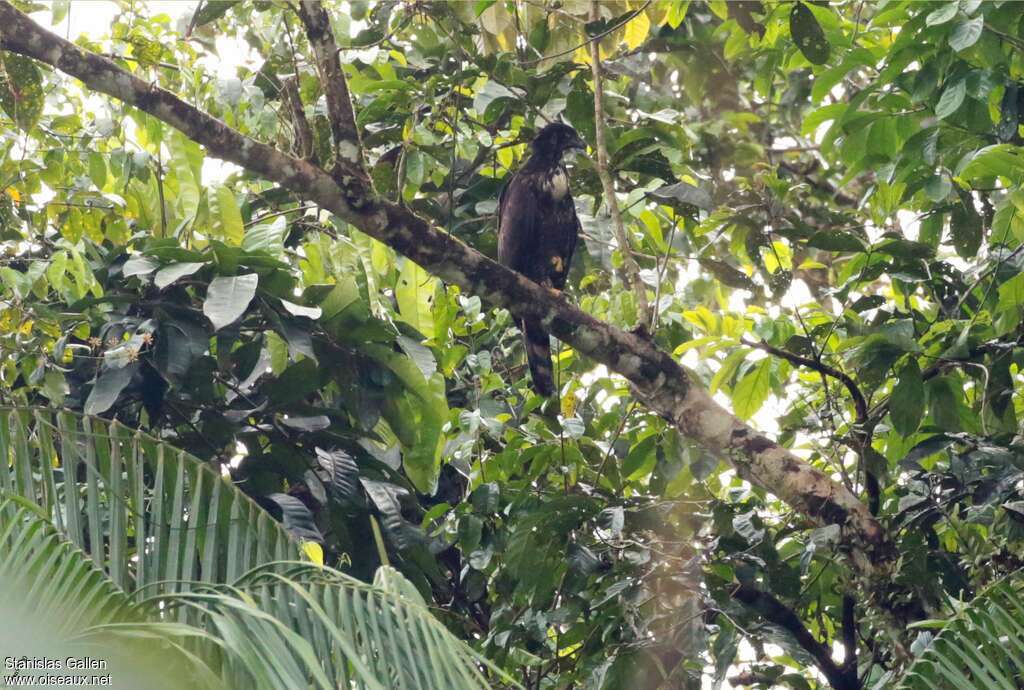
xmin=530 ymin=175 xmax=576 ymax=282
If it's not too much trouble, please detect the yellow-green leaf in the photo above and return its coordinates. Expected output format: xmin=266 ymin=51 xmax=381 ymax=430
xmin=167 ymin=132 xmax=201 ymax=221
xmin=624 ymin=10 xmax=650 ymax=51
xmin=211 ymin=185 xmax=244 ymax=245
xmin=396 ymin=259 xmax=436 ymax=339
xmin=732 ymin=358 xmax=772 ymax=420
xmin=301 ymin=541 xmax=324 ymax=565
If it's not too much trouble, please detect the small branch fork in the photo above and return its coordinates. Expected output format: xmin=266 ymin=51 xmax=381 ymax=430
xmin=742 ymin=336 xmax=880 ymax=515
xmin=731 ymin=584 xmax=859 ymax=690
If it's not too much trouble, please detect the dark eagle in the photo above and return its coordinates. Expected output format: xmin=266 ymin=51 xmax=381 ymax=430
xmin=498 ymin=123 xmax=586 ymax=397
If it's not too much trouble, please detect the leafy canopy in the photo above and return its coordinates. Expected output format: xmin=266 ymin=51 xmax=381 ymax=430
xmin=4 ymin=0 xmax=1024 ymax=688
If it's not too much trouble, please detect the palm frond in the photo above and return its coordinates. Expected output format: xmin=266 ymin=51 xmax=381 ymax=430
xmin=0 ymin=407 xmax=298 ymax=595
xmin=896 ymin=575 xmax=1024 ymax=689
xmin=137 ymin=561 xmax=513 ymax=689
xmin=1 ymin=408 xmax=516 ymax=690
xmin=0 ymin=495 xmax=225 ymax=690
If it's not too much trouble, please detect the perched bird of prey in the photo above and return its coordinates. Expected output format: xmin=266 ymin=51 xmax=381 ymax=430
xmin=498 ymin=122 xmax=587 ymax=397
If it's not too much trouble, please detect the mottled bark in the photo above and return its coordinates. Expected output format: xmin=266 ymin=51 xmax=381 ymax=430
xmin=295 ymin=0 xmax=366 ymax=180
xmin=0 ymin=1 xmax=891 ymax=574
xmin=281 ymin=77 xmax=315 ymax=162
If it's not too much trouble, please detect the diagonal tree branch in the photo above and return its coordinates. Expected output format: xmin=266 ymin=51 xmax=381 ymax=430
xmin=296 ymin=0 xmax=365 ymax=179
xmin=0 ymin=0 xmax=890 ymax=575
xmin=732 ymin=583 xmax=859 ymax=690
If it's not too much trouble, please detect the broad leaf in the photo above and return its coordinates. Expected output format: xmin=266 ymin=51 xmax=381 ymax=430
xmin=203 ymin=273 xmax=258 ymax=330
xmin=395 ymin=259 xmax=436 ymax=339
xmin=732 ymin=358 xmax=771 ymax=420
xmin=891 ymin=360 xmax=925 ymax=437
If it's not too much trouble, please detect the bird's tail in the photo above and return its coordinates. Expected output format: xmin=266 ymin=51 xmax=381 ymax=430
xmin=522 ymin=319 xmax=555 ymax=397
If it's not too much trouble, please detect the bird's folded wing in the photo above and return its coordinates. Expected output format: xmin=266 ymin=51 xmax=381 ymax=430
xmin=497 ymin=174 xmax=538 ymax=275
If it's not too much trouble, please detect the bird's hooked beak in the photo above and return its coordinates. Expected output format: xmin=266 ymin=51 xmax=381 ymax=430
xmin=562 ymin=134 xmax=588 ymax=164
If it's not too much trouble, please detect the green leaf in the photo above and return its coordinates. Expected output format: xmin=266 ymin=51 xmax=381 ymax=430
xmin=925 ymin=1 xmax=959 ymax=26
xmin=154 ymin=262 xmax=205 ymax=290
xmin=85 ymin=363 xmax=139 ymax=415
xmin=891 ymin=360 xmax=925 ymax=436
xmin=997 ymin=272 xmax=1024 ymax=312
xmin=211 ymin=185 xmax=244 ymax=246
xmin=623 ymin=435 xmax=658 ymax=481
xmin=565 ymin=87 xmax=596 ymax=145
xmin=242 ymin=215 xmax=287 ymax=255
xmin=960 ymin=144 xmax=1024 ymax=183
xmin=261 ymin=493 xmax=322 ymax=543
xmin=789 ymin=2 xmax=830 ymax=65
xmin=203 ymin=273 xmax=258 ymax=330
xmin=807 ymin=230 xmax=866 ymax=252
xmin=395 ymin=259 xmax=436 ymax=339
xmin=191 ymin=0 xmax=239 ymax=26
xmin=924 ymin=174 xmax=952 ymax=202
xmin=928 ymin=376 xmax=962 ymax=432
xmin=951 ymin=200 xmax=982 ymax=258
xmin=123 ymin=255 xmax=160 ymax=278
xmin=667 ymin=0 xmax=690 ymax=28
xmin=364 ymin=344 xmax=448 ymax=493
xmin=474 ymin=0 xmax=497 ymax=16
xmin=935 ymin=79 xmax=966 ymax=120
xmin=868 ymin=117 xmax=899 ymax=159
xmin=89 ymin=152 xmax=107 ymax=188
xmin=732 ymin=359 xmax=771 ymax=420
xmin=263 ymin=358 xmax=320 ymax=403
xmin=50 ymin=0 xmax=69 ymax=24
xmin=280 ymin=299 xmax=322 ymax=320
xmin=993 ymin=194 xmax=1024 ymax=243
xmin=648 ymin=182 xmax=714 ymax=211
xmin=997 ymin=84 xmax=1020 ymax=142
xmin=0 ymin=53 xmax=44 ymax=132
xmin=875 ymin=239 xmax=935 ymax=260
xmin=949 ymin=15 xmax=983 ymax=51
xmin=168 ymin=132 xmax=201 ymax=222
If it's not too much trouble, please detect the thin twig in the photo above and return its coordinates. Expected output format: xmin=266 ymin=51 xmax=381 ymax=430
xmin=741 ymin=339 xmax=869 ymax=435
xmin=523 ymin=0 xmax=653 ymax=66
xmin=589 ymin=0 xmax=651 ymax=328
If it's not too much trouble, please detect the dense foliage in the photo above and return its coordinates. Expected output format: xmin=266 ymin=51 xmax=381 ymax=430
xmin=5 ymin=0 xmax=1024 ymax=687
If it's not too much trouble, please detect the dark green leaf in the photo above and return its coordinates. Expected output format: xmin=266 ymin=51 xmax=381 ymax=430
xmin=949 ymin=15 xmax=983 ymax=51
xmin=951 ymin=199 xmax=982 ymax=258
xmin=807 ymin=230 xmax=866 ymax=252
xmin=262 ymin=358 xmax=321 ymax=406
xmin=260 ymin=493 xmax=322 ymax=542
xmin=0 ymin=53 xmax=44 ymax=132
xmin=648 ymin=182 xmax=714 ymax=211
xmin=316 ymin=447 xmax=361 ymax=504
xmin=935 ymin=79 xmax=966 ymax=119
xmin=928 ymin=377 xmax=961 ymax=432
xmin=84 ymin=363 xmax=138 ymax=415
xmin=891 ymin=360 xmax=925 ymax=436
xmin=191 ymin=0 xmax=239 ymax=27
xmin=789 ymin=3 xmax=830 ymax=65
